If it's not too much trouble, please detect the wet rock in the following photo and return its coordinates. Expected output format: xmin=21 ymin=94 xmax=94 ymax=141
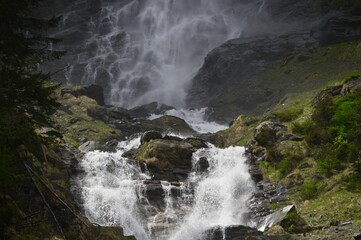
xmin=143 ymin=180 xmax=164 ymax=205
xmin=140 ymin=130 xmax=163 ymax=144
xmin=78 ymin=141 xmax=100 ymax=153
xmin=249 ymin=165 xmax=263 ymax=183
xmin=195 ymin=157 xmax=209 ymax=172
xmin=78 ymin=140 xmax=118 ymax=153
xmin=129 ymin=102 xmax=175 ymax=119
xmin=205 ymin=225 xmax=266 ymax=240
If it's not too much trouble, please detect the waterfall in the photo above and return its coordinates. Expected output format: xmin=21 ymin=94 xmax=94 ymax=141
xmin=78 ymin=138 xmax=255 ymax=240
xmin=49 ymin=0 xmax=266 ymax=108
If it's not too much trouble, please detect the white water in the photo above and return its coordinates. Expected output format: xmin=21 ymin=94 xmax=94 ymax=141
xmin=79 ymin=137 xmax=255 ymax=240
xmin=65 ymin=0 xmax=266 ymax=108
xmin=169 ymin=146 xmax=255 ymax=240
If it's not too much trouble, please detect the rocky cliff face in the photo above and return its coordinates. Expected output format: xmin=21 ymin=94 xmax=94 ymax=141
xmin=185 ymin=1 xmax=361 ymax=123
xmin=186 ymin=32 xmax=317 ymax=122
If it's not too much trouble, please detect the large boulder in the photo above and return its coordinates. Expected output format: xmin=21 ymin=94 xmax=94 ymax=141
xmin=142 ymin=115 xmax=197 ymax=136
xmin=254 ymin=121 xmax=287 ymax=147
xmin=135 ymin=139 xmax=195 ymax=169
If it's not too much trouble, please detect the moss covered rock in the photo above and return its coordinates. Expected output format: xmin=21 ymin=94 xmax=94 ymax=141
xmin=254 ymin=121 xmax=287 ymax=147
xmin=141 ymin=116 xmax=197 ymax=136
xmin=135 ymin=139 xmax=195 ymax=169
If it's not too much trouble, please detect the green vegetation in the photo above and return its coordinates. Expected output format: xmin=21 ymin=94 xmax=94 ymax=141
xmin=299 ymin=181 xmax=319 ymax=200
xmin=0 ymin=0 xmax=63 ymax=196
xmin=274 ymin=105 xmax=303 ymax=122
xmin=304 ymin=86 xmax=361 ymax=177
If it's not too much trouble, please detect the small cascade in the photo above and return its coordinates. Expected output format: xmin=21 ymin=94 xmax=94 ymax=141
xmin=78 ymin=137 xmax=255 ymax=240
xmin=79 ymin=149 xmax=151 ymax=240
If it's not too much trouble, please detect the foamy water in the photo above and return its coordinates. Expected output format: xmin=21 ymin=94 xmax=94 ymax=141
xmin=79 ymin=136 xmax=255 ymax=240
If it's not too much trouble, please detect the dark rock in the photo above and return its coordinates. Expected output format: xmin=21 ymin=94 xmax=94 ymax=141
xmin=163 ymin=135 xmax=183 ymax=142
xmin=143 ymin=180 xmax=164 ymax=205
xmin=354 ymin=233 xmax=361 ymax=240
xmin=40 ymin=127 xmax=63 ymax=138
xmin=313 ymin=17 xmax=361 ymax=46
xmin=197 ymin=133 xmax=224 ymax=148
xmin=140 ymin=130 xmax=163 ymax=145
xmin=249 ymin=166 xmax=263 ymax=183
xmin=129 ymin=102 xmax=175 ymax=119
xmin=195 ymin=157 xmax=209 ymax=172
xmin=204 ymin=225 xmax=266 ymax=240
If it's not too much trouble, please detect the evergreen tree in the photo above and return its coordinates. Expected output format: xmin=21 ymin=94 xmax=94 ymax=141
xmin=0 ymin=0 xmax=64 ymax=114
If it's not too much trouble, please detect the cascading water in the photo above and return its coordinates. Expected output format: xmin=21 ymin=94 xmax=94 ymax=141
xmin=67 ymin=1 xmax=268 ymax=238
xmin=78 ymin=137 xmax=255 ymax=240
xmin=50 ymin=0 xmax=266 ymax=108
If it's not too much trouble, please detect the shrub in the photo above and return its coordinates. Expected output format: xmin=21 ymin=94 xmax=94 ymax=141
xmin=291 ymin=119 xmax=313 ymax=135
xmin=299 ymin=181 xmax=319 ymax=200
xmin=279 ymin=154 xmax=302 ymax=176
